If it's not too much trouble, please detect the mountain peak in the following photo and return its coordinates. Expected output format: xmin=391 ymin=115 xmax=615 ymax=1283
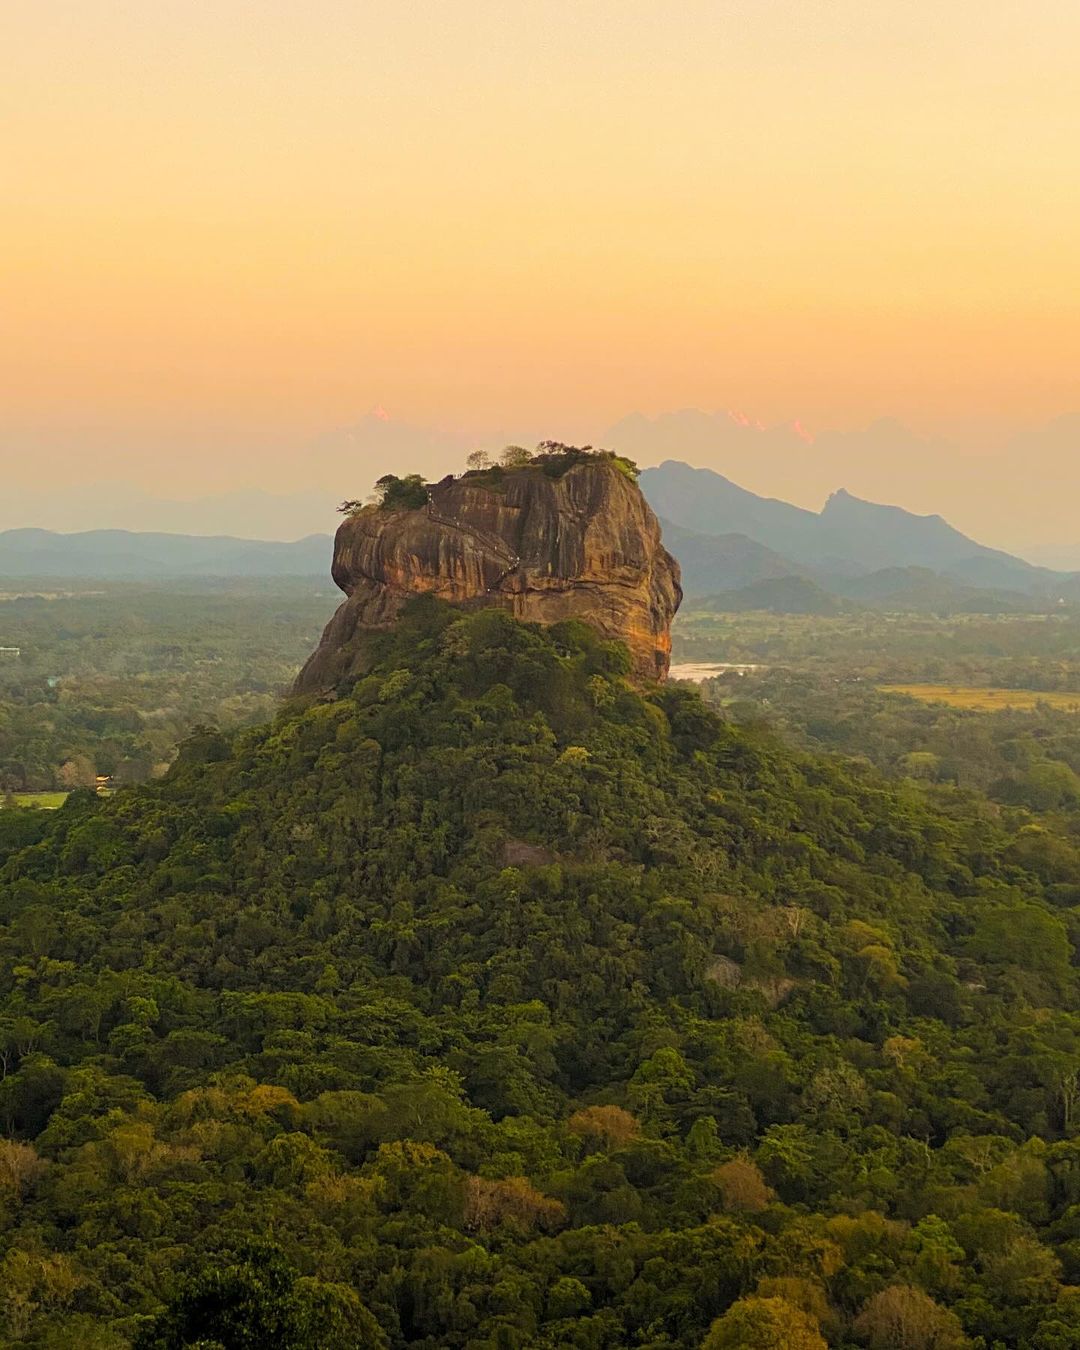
xmin=821 ymin=487 xmax=949 ymax=527
xmin=640 ymin=461 xmax=1054 ymax=595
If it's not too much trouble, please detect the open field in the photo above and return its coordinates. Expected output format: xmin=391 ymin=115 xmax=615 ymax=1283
xmin=880 ymin=684 xmax=1080 ymax=711
xmin=5 ymin=791 xmax=69 ymax=810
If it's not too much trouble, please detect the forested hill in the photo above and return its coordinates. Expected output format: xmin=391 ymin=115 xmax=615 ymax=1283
xmin=1 ymin=600 xmax=1080 ymax=1347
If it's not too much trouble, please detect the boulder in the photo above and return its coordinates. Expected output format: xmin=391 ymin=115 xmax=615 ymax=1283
xmin=295 ymin=457 xmax=681 ymax=692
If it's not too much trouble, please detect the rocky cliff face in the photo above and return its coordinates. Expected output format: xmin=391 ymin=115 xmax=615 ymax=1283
xmin=294 ymin=459 xmax=682 ymax=692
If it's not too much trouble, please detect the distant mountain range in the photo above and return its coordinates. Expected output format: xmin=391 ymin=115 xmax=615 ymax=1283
xmin=640 ymin=461 xmax=1079 ymax=611
xmin=8 ymin=408 xmax=1080 ymax=564
xmin=1 ymin=464 xmax=1077 ymax=614
xmin=0 ymin=529 xmax=332 ymax=579
xmin=612 ymin=409 xmax=1080 ymax=566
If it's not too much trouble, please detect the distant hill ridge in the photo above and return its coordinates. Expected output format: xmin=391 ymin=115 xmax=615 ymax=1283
xmin=3 ymin=466 xmax=1078 ymax=611
xmin=639 ymin=460 xmax=1077 ymax=606
xmin=0 ymin=528 xmax=332 ymax=578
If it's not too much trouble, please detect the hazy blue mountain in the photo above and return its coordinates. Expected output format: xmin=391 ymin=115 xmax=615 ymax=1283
xmin=0 ymin=528 xmax=332 ymax=578
xmin=685 ymin=566 xmax=1041 ymax=616
xmin=827 ymin=566 xmax=1037 ymax=613
xmin=693 ymin=575 xmax=844 ymax=615
xmin=642 ymin=460 xmax=1063 ymax=594
xmin=3 ymin=466 xmax=1074 ymax=611
xmin=817 ymin=489 xmax=1043 ymax=581
xmin=657 ymin=520 xmax=815 ymax=593
xmin=605 ymin=408 xmax=1079 ymax=561
xmin=645 ymin=463 xmax=824 ymax=556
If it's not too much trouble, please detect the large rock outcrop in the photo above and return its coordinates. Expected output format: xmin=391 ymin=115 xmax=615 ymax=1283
xmin=294 ymin=458 xmax=682 ymax=692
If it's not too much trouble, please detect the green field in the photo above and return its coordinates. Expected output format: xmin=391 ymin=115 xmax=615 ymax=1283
xmin=5 ymin=791 xmax=69 ymax=810
xmin=880 ymin=683 xmax=1080 ymax=711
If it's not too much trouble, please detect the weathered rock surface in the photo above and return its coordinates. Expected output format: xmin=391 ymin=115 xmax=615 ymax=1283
xmin=294 ymin=459 xmax=682 ymax=692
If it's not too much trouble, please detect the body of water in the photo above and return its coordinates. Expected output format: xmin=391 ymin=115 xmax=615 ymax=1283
xmin=669 ymin=662 xmax=765 ymax=682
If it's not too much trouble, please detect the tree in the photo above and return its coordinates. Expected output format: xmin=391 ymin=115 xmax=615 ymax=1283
xmin=1033 ymin=1289 xmax=1080 ymax=1348
xmin=754 ymin=1278 xmax=833 ymax=1336
xmin=132 ymin=1243 xmax=385 ymax=1349
xmin=701 ymin=1295 xmax=827 ymax=1349
xmin=979 ymin=1232 xmax=1061 ymax=1304
xmin=499 ymin=445 xmax=533 ymax=468
xmin=968 ymin=902 xmax=1071 ymax=982
xmin=900 ymin=751 xmax=941 ymax=781
xmin=0 ymin=1139 xmax=47 ymax=1200
xmin=462 ymin=1175 xmax=565 ymax=1233
xmin=1014 ymin=760 xmax=1080 ymax=811
xmin=58 ymin=755 xmax=96 ymax=789
xmin=0 ymin=1249 xmax=81 ymax=1342
xmin=547 ymin=1276 xmax=591 ymax=1319
xmin=854 ymin=1285 xmax=970 ymax=1350
xmin=906 ymin=1216 xmax=965 ymax=1297
xmin=370 ymin=474 xmax=428 ymax=510
xmin=568 ymin=1105 xmax=640 ymax=1149
xmin=686 ymin=1115 xmax=722 ymax=1160
xmin=466 ymin=450 xmax=492 ymax=471
xmin=712 ymin=1155 xmax=771 ymax=1212
xmin=628 ymin=1046 xmax=694 ymax=1121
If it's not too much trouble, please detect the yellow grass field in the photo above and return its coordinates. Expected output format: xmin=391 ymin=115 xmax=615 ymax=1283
xmin=880 ymin=684 xmax=1080 ymax=712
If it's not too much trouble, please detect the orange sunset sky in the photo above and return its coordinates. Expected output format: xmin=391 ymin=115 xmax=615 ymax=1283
xmin=4 ymin=1 xmax=1080 ymax=511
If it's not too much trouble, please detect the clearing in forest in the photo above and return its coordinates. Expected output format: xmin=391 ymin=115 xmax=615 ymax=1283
xmin=4 ymin=792 xmax=69 ymax=810
xmin=880 ymin=684 xmax=1080 ymax=711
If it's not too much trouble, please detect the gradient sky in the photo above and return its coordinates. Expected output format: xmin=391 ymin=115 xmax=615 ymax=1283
xmin=5 ymin=1 xmax=1080 ymax=494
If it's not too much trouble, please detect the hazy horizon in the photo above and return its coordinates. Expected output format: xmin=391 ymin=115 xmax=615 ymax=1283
xmin=5 ymin=405 xmax=1080 ymax=567
xmin=6 ymin=3 xmax=1080 ymax=558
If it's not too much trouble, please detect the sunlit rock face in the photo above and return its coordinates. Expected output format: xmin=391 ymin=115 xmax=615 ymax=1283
xmin=294 ymin=459 xmax=682 ymax=692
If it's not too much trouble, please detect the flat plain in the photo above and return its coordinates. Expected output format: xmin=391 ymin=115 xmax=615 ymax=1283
xmin=880 ymin=683 xmax=1080 ymax=711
